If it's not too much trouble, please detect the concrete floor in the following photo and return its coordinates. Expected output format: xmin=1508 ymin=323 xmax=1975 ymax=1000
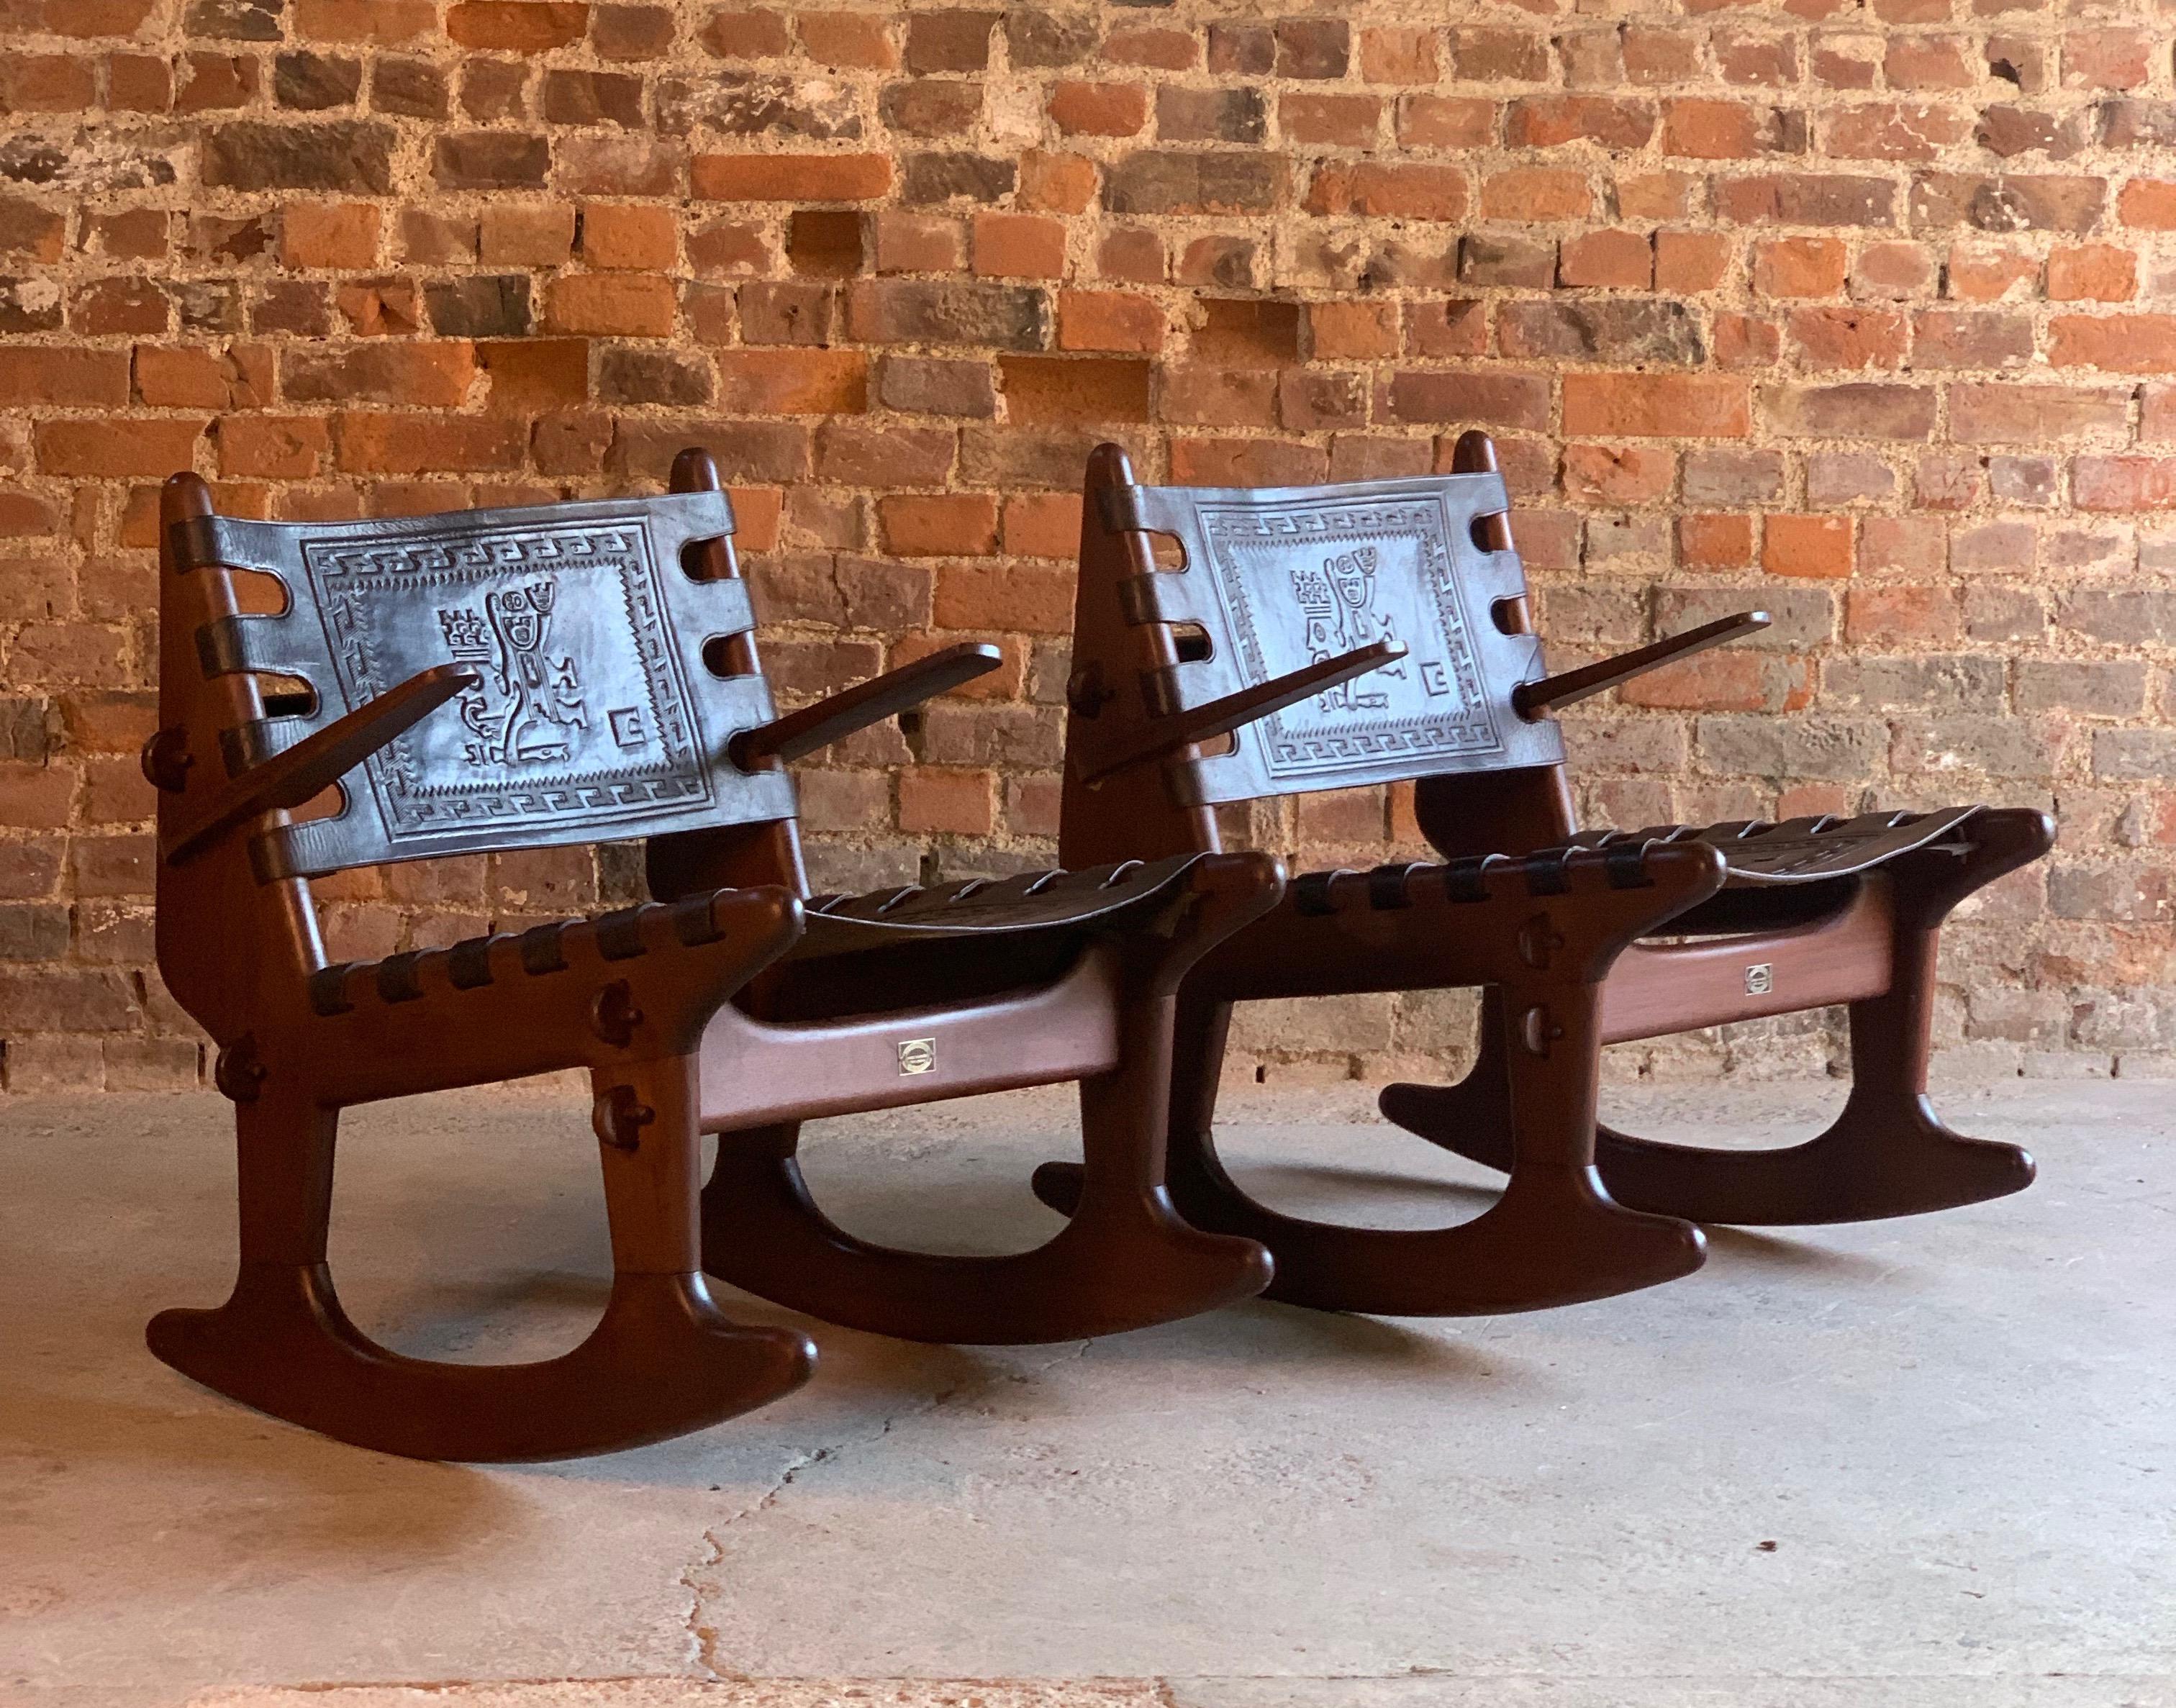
xmin=1 ymin=1076 xmax=2170 ymax=1708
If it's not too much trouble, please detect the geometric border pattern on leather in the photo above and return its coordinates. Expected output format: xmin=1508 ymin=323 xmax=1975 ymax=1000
xmin=1566 ymin=807 xmax=1984 ymax=885
xmin=1105 ymin=471 xmax=1567 ymax=805
xmin=173 ymin=489 xmax=797 ymax=878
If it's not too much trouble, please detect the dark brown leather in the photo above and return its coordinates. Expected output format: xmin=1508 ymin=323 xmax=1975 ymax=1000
xmin=173 ymin=492 xmax=795 ymax=878
xmin=1082 ymin=472 xmax=1569 ymax=805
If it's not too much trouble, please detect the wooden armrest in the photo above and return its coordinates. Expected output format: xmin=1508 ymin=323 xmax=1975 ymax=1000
xmin=162 ymin=663 xmax=478 ymax=866
xmin=728 ymin=642 xmax=1003 ymax=769
xmin=1511 ymin=611 xmax=1770 ymax=718
xmin=1074 ymin=640 xmax=1403 ymax=787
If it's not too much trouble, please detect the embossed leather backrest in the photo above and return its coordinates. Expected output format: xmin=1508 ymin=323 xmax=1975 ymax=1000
xmin=1105 ymin=472 xmax=1567 ymax=805
xmin=171 ymin=491 xmax=797 ymax=878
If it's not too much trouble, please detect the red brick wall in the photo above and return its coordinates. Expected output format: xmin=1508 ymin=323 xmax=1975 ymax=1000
xmin=1 ymin=0 xmax=2170 ymax=1089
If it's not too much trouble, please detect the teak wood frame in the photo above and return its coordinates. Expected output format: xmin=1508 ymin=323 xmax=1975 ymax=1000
xmin=146 ymin=453 xmax=1283 ymax=1462
xmin=1036 ymin=435 xmax=2051 ymax=1316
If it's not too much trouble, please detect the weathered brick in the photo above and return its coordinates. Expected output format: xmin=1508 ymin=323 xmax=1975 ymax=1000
xmin=2073 ymin=457 xmax=2176 ymax=513
xmin=906 ymin=9 xmax=994 ymax=73
xmin=545 ymin=273 xmax=675 ymax=336
xmin=282 ymin=342 xmax=476 ymax=407
xmin=1056 ymin=290 xmax=1161 ymax=353
xmin=1715 ymin=174 xmax=1895 ymax=227
xmin=2017 ymin=660 xmax=2147 ymax=717
xmin=692 ymin=153 xmax=891 ymax=201
xmin=581 ymin=204 xmax=676 ymax=271
xmin=425 ymin=275 xmax=531 ymax=337
xmin=876 ymin=356 xmax=994 ymax=419
xmin=202 ymin=121 xmax=393 ymax=192
xmin=1910 ymin=174 xmax=2106 ymax=235
xmin=1307 ymin=163 xmax=1466 ymax=222
xmin=1508 ymin=96 xmax=1655 ymax=150
xmin=900 ymin=153 xmax=1015 ymax=208
xmin=2046 ymin=245 xmax=2137 ymax=304
xmin=0 ymin=349 xmax=130 ymax=407
xmin=1949 ymin=383 xmax=2131 ymax=444
xmin=1280 ymin=93 xmax=1379 ymax=150
xmin=1053 ymin=81 xmax=1148 ymax=139
xmin=215 ymin=414 xmax=332 ymax=478
xmin=1500 ymin=301 xmax=1703 ymax=366
xmin=708 ymin=349 xmax=865 ymax=414
xmin=1663 ymin=98 xmax=1803 ymax=160
xmin=883 ymin=492 xmax=997 ymax=556
xmin=1754 ymin=237 xmax=1847 ymax=298
xmin=1913 ymin=308 xmax=2033 ymax=369
xmin=434 ymin=132 xmax=550 ymax=191
xmin=1698 ymin=715 xmax=1885 ymax=779
xmin=335 ymin=412 xmax=524 ymax=473
xmin=1105 ymin=151 xmax=1282 ymax=217
xmin=543 ymin=69 xmax=645 ymax=129
xmin=1559 ymin=229 xmax=1653 ymax=289
xmin=2049 ymin=314 xmax=2176 ymax=376
xmin=1764 ymin=514 xmax=1854 ymax=578
xmin=1379 ymin=371 xmax=1551 ymax=432
xmin=1397 ymin=94 xmax=1493 ymax=151
xmin=36 ymin=419 xmax=207 ymax=476
xmin=2118 ymin=180 xmax=2176 ymax=230
xmin=1562 ymin=373 xmax=1751 ymax=438
xmin=446 ymin=1 xmax=588 ymax=49
xmin=280 ymin=201 xmax=378 ymax=269
xmin=1790 ymin=306 xmax=1906 ymax=371
xmin=1767 ymin=381 xmax=1936 ymax=440
xmin=846 ymin=279 xmax=1048 ymax=350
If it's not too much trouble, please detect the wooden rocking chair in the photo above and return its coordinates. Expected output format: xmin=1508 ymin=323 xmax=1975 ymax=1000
xmin=1032 ymin=435 xmax=2052 ymax=1315
xmin=146 ymin=450 xmax=1287 ymax=1461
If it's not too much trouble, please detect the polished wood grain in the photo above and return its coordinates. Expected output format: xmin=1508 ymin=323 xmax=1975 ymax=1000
xmin=1596 ymin=878 xmax=1892 ymax=1045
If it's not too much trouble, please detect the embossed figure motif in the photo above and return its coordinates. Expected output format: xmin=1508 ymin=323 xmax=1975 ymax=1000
xmin=1291 ymin=548 xmax=1406 ymax=713
xmin=438 ymin=579 xmax=589 ymax=767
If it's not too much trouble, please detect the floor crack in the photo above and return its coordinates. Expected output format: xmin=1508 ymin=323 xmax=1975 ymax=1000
xmin=684 ymin=1339 xmax=1092 ymax=1675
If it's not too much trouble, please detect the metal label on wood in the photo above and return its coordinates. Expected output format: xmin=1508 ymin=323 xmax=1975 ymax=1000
xmin=897 ymin=1037 xmax=936 ymax=1075
xmin=1744 ymin=962 xmax=1774 ymax=996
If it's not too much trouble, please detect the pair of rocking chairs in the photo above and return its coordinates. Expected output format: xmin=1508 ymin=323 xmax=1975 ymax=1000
xmin=146 ymin=436 xmax=2049 ymax=1461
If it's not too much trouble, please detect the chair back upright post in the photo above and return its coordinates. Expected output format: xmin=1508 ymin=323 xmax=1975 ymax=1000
xmin=151 ymin=473 xmax=327 ymax=1056
xmin=644 ymin=448 xmax=810 ymax=902
xmin=1407 ymin=431 xmax=1579 ymax=860
xmin=1057 ymin=444 xmax=1225 ymax=871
